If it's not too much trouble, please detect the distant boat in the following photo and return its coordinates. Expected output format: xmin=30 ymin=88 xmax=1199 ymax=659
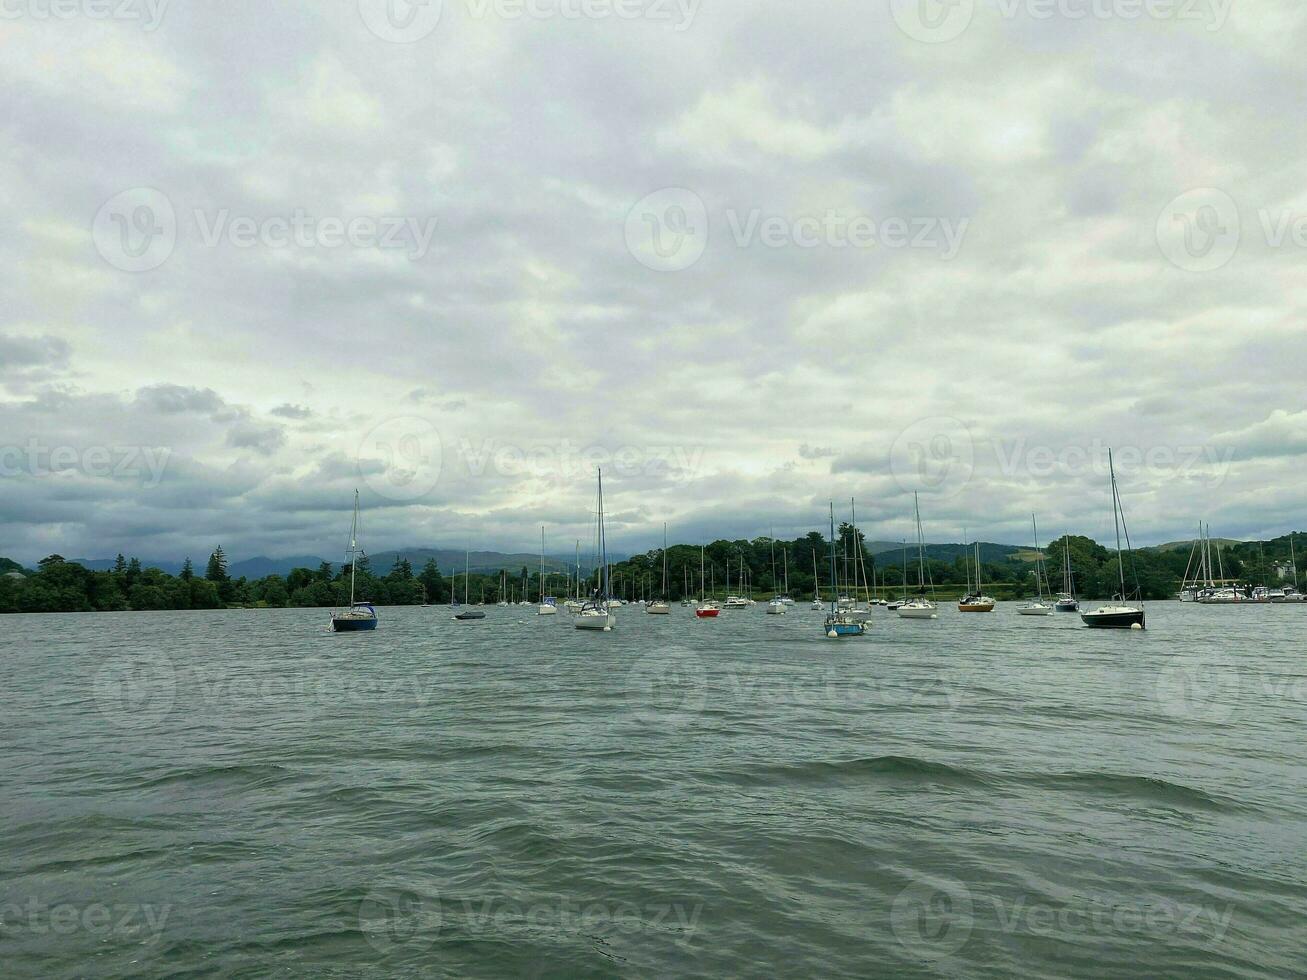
xmin=898 ymin=493 xmax=938 ymax=620
xmin=766 ymin=530 xmax=786 ymax=615
xmin=537 ymin=527 xmax=557 ymax=616
xmin=330 ymin=489 xmax=378 ymax=632
xmin=647 ymin=524 xmax=671 ymax=615
xmin=1269 ymin=532 xmax=1304 ymax=602
xmin=1081 ymin=449 xmax=1146 ymax=629
xmin=695 ymin=544 xmax=720 ymax=618
xmin=1017 ymin=514 xmax=1055 ymax=616
xmin=824 ymin=502 xmax=866 ymax=637
xmin=1055 ymin=530 xmax=1079 ymax=611
xmin=454 ymin=550 xmax=486 ymax=621
xmin=957 ymin=533 xmax=995 ymax=612
xmin=574 ymin=469 xmax=615 ymax=631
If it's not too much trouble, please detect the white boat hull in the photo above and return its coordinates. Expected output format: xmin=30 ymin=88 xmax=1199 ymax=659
xmin=537 ymin=605 xmax=558 ymax=616
xmin=897 ymin=603 xmax=938 ymax=620
xmin=574 ymin=611 xmax=616 ymax=631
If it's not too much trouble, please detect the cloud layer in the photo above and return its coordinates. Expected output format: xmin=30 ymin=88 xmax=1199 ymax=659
xmin=3 ymin=1 xmax=1305 ymax=563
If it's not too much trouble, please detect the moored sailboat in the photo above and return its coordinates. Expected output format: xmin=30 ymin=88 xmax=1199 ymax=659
xmin=898 ymin=493 xmax=938 ymax=620
xmin=1081 ymin=449 xmax=1146 ymax=629
xmin=454 ymin=550 xmax=486 ymax=620
xmin=824 ymin=502 xmax=866 ymax=637
xmin=1017 ymin=514 xmax=1055 ymax=616
xmin=330 ymin=489 xmax=378 ymax=632
xmin=574 ymin=469 xmax=616 ymax=631
xmin=647 ymin=524 xmax=671 ymax=614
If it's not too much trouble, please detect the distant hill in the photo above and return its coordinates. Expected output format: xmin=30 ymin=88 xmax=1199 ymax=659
xmin=0 ymin=556 xmax=29 ymax=575
xmin=1148 ymin=538 xmax=1243 ymax=553
xmin=867 ymin=542 xmax=1023 ymax=564
xmin=55 ymin=549 xmax=623 ymax=579
xmin=67 ymin=557 xmax=188 ymax=575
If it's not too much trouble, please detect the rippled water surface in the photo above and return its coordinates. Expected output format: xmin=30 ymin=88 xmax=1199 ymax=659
xmin=4 ymin=603 xmax=1306 ymax=977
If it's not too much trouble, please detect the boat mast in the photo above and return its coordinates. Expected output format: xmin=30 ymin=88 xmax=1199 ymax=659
xmin=347 ymin=489 xmax=360 ymax=607
xmin=1109 ymin=448 xmax=1126 ymax=598
xmin=662 ymin=523 xmax=668 ymax=599
xmin=1032 ymin=513 xmax=1045 ymax=602
xmin=597 ymin=469 xmax=608 ymax=603
xmin=828 ymin=502 xmax=838 ymax=615
xmin=914 ymin=492 xmax=927 ymax=592
xmin=539 ymin=527 xmax=545 ymax=603
xmin=1292 ymin=532 xmax=1300 ymax=592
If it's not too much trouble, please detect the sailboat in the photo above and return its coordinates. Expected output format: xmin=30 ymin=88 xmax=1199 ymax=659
xmin=1055 ymin=532 xmax=1079 ymax=611
xmin=886 ymin=540 xmax=908 ymax=611
xmin=330 ymin=490 xmax=378 ymax=631
xmin=574 ymin=469 xmax=616 ymax=631
xmin=779 ymin=546 xmax=795 ymax=604
xmin=824 ymin=502 xmax=866 ymax=637
xmin=767 ymin=531 xmax=787 ymax=615
xmin=695 ymin=544 xmax=721 ymax=618
xmin=1017 ymin=514 xmax=1055 ymax=616
xmin=847 ymin=498 xmax=874 ymax=622
xmin=810 ymin=548 xmax=824 ymax=610
xmin=537 ymin=527 xmax=558 ymax=615
xmin=563 ymin=541 xmax=585 ymax=612
xmin=1081 ymin=449 xmax=1146 ymax=629
xmin=1270 ymin=532 xmax=1304 ymax=602
xmin=454 ymin=551 xmax=486 ymax=620
xmin=648 ymin=524 xmax=671 ymax=614
xmin=957 ymin=532 xmax=995 ymax=612
xmin=898 ymin=493 xmax=938 ymax=619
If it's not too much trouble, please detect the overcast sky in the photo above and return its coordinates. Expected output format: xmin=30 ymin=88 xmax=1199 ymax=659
xmin=2 ymin=0 xmax=1305 ymax=564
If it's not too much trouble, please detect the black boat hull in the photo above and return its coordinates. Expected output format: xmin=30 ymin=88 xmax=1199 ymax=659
xmin=331 ymin=616 xmax=377 ymax=632
xmin=1081 ymin=608 xmax=1145 ymax=629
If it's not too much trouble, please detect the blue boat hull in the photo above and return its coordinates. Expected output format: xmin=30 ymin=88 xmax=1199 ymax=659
xmin=331 ymin=616 xmax=377 ymax=632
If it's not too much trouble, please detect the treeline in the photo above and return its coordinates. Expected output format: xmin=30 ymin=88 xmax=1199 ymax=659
xmin=0 ymin=548 xmax=444 ymax=614
xmin=2 ymin=529 xmax=1299 ymax=613
xmin=605 ymin=530 xmax=1301 ymax=603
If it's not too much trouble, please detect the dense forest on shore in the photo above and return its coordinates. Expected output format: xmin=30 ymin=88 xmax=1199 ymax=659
xmin=1 ymin=529 xmax=1298 ymax=614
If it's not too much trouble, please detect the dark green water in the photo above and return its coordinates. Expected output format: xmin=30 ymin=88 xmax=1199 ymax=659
xmin=3 ymin=603 xmax=1304 ymax=977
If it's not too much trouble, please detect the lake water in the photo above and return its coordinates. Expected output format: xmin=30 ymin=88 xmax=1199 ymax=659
xmin=3 ymin=603 xmax=1305 ymax=977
